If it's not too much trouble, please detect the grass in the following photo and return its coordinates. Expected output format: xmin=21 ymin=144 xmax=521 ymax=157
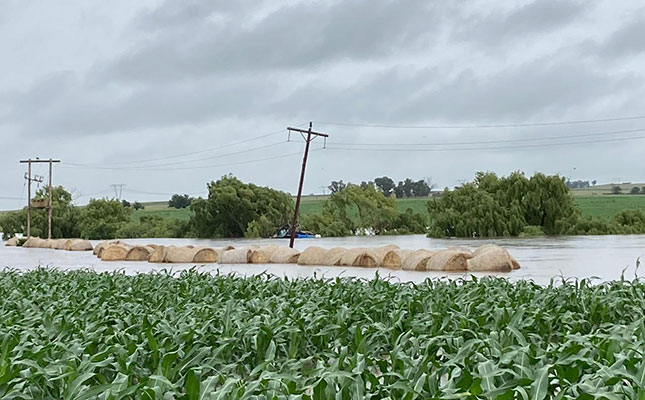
xmin=1 ymin=269 xmax=644 ymax=398
xmin=574 ymin=195 xmax=645 ymax=219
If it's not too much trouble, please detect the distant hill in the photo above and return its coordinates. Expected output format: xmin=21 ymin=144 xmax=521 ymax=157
xmin=570 ymin=183 xmax=645 ymax=196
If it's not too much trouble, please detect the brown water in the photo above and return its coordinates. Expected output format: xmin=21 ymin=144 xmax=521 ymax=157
xmin=1 ymin=234 xmax=643 ymax=284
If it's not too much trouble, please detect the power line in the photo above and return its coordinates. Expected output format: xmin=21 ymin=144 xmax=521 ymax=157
xmin=94 ymin=128 xmax=286 ymax=166
xmin=64 ymin=141 xmax=287 ymax=170
xmin=329 ymin=127 xmax=645 ymax=147
xmin=59 ymin=150 xmax=311 ymax=172
xmin=315 ymin=114 xmax=645 ymax=129
xmin=326 ymin=134 xmax=645 ymax=152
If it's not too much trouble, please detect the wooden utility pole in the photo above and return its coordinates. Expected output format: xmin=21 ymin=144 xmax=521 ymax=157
xmin=20 ymin=159 xmax=60 ymax=238
xmin=286 ymin=122 xmax=328 ymax=248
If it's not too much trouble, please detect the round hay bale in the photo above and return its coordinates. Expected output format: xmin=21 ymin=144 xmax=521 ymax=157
xmin=45 ymin=239 xmax=57 ymax=249
xmin=402 ymin=250 xmax=435 ymax=271
xmin=165 ymin=246 xmax=199 ymax=263
xmin=340 ymin=248 xmax=378 ymax=267
xmin=325 ymin=247 xmax=347 ymax=266
xmin=101 ymin=244 xmax=131 ymax=261
xmin=447 ymin=246 xmax=473 ymax=256
xmin=270 ymin=247 xmax=301 ymax=264
xmin=149 ymin=246 xmax=168 ymax=263
xmin=382 ymin=249 xmax=413 ymax=269
xmin=23 ymin=237 xmax=46 ymax=248
xmin=467 ymin=247 xmax=518 ymax=272
xmin=54 ymin=239 xmax=70 ymax=250
xmin=67 ymin=239 xmax=93 ymax=251
xmin=5 ymin=237 xmax=18 ymax=246
xmin=472 ymin=244 xmax=499 ymax=258
xmin=220 ymin=248 xmax=252 ymax=264
xmin=297 ymin=246 xmax=327 ymax=266
xmin=249 ymin=246 xmax=279 ymax=264
xmin=94 ymin=240 xmax=121 ymax=256
xmin=371 ymin=245 xmax=400 ymax=265
xmin=193 ymin=247 xmax=218 ymax=263
xmin=426 ymin=249 xmax=472 ymax=271
xmin=126 ymin=246 xmax=154 ymax=261
xmin=147 ymin=244 xmax=160 ymax=249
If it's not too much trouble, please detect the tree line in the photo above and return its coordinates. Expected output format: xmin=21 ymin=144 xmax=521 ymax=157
xmin=329 ymin=176 xmax=434 ymax=198
xmin=3 ymin=172 xmax=645 ymax=240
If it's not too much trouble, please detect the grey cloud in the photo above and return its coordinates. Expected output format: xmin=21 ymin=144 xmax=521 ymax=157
xmin=272 ymin=56 xmax=640 ymax=125
xmin=595 ymin=14 xmax=645 ymax=57
xmin=103 ymin=0 xmax=449 ymax=82
xmin=455 ymin=0 xmax=586 ymax=46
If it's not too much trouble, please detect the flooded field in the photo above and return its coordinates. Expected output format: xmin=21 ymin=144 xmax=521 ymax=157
xmin=1 ymin=234 xmax=643 ymax=284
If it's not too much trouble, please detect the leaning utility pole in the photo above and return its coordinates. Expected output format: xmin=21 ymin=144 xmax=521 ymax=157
xmin=286 ymin=122 xmax=329 ymax=248
xmin=20 ymin=158 xmax=60 ymax=238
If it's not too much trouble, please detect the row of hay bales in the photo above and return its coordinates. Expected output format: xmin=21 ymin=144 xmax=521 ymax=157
xmin=94 ymin=241 xmax=520 ymax=272
xmin=6 ymin=236 xmax=94 ymax=251
xmin=296 ymin=244 xmax=519 ymax=272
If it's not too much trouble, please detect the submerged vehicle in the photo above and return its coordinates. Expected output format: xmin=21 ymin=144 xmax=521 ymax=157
xmin=274 ymin=225 xmax=320 ymax=239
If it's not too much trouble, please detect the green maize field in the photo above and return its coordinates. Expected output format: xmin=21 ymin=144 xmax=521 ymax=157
xmin=1 ymin=269 xmax=644 ymax=399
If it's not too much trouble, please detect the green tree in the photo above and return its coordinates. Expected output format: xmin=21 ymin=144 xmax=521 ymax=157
xmin=631 ymin=187 xmax=641 ymax=194
xmin=427 ymin=171 xmax=577 ymax=237
xmin=190 ymin=175 xmax=293 ymax=238
xmin=168 ymin=194 xmax=192 ymax=209
xmin=79 ymin=198 xmax=132 ymax=239
xmin=328 ymin=180 xmax=347 ymax=194
xmin=133 ymin=202 xmax=145 ymax=210
xmin=374 ymin=176 xmax=395 ymax=197
xmin=302 ymin=184 xmax=424 ymax=236
xmin=116 ymin=215 xmax=188 ymax=238
xmin=611 ymin=185 xmax=622 ymax=195
xmin=0 ymin=186 xmax=81 ymax=239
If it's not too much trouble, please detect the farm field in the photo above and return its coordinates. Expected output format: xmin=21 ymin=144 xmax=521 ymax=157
xmin=1 ymin=268 xmax=643 ymax=398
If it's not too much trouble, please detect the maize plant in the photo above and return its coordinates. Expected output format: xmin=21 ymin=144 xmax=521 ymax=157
xmin=0 ymin=268 xmax=644 ymax=399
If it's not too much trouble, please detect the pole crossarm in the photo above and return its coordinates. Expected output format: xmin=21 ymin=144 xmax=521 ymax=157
xmin=20 ymin=159 xmax=61 ymax=163
xmin=286 ymin=127 xmax=329 ymax=138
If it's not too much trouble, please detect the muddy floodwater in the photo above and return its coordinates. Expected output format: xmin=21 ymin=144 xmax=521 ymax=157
xmin=1 ymin=234 xmax=644 ymax=284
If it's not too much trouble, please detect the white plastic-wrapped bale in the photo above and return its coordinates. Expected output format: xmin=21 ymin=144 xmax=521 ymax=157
xmin=426 ymin=249 xmax=472 ymax=271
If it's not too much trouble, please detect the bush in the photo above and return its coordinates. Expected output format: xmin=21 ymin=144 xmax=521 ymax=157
xmin=189 ymin=175 xmax=293 ymax=238
xmin=168 ymin=194 xmax=193 ymax=209
xmin=79 ymin=198 xmax=132 ymax=240
xmin=518 ymin=225 xmax=545 ymax=237
xmin=427 ymin=172 xmax=578 ymax=238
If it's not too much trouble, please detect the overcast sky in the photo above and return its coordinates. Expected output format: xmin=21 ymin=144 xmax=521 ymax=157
xmin=2 ymin=0 xmax=645 ymax=210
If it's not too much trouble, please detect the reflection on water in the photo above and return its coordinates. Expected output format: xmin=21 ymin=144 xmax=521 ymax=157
xmin=1 ymin=235 xmax=643 ymax=285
